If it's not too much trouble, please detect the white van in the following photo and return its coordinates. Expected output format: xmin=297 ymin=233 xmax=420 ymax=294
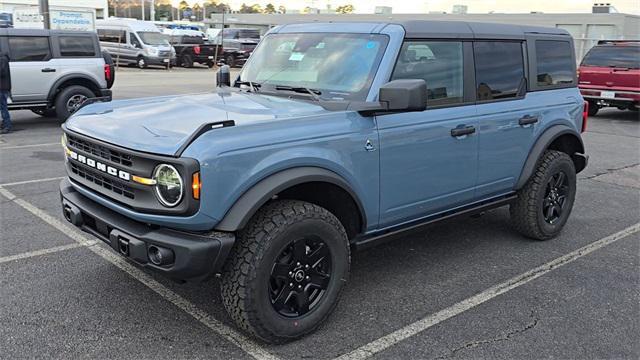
xmin=96 ymin=19 xmax=176 ymax=69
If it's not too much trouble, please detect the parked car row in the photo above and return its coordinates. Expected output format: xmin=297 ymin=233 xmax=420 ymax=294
xmin=96 ymin=19 xmax=259 ymax=69
xmin=1 ymin=21 xmax=637 ymax=123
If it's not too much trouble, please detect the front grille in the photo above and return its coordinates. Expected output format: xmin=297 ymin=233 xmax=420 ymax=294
xmin=67 ymin=135 xmax=133 ymax=167
xmin=71 ymin=162 xmax=135 ymax=200
xmin=158 ymin=50 xmax=171 ymax=57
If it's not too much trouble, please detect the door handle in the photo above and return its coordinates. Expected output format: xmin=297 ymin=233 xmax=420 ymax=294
xmin=41 ymin=68 xmax=56 ymax=73
xmin=518 ymin=115 xmax=538 ymax=126
xmin=450 ymin=125 xmax=476 ymax=138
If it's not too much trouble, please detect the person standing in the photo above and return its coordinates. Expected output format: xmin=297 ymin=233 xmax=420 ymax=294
xmin=0 ymin=52 xmax=12 ymax=134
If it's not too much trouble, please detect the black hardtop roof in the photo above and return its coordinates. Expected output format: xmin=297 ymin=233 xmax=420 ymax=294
xmin=0 ymin=28 xmax=96 ymax=37
xmin=596 ymin=39 xmax=640 ymax=46
xmin=395 ymin=20 xmax=570 ymax=39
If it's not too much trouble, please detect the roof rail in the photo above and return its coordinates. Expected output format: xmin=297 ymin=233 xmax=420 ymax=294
xmin=597 ymin=39 xmax=640 ymax=45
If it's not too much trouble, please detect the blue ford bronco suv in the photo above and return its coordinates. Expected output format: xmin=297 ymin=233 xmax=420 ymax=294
xmin=60 ymin=21 xmax=588 ymax=342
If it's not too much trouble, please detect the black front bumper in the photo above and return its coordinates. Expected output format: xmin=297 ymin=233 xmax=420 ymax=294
xmin=60 ymin=179 xmax=234 ymax=281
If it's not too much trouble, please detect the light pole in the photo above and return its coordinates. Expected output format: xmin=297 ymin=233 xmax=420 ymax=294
xmin=38 ymin=0 xmax=50 ymax=29
xmin=150 ymin=0 xmax=155 ymax=21
xmin=141 ymin=0 xmax=145 ymax=20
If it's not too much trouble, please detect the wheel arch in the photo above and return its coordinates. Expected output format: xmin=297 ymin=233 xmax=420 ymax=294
xmin=214 ymin=167 xmax=366 ymax=239
xmin=47 ymin=75 xmax=102 ymax=104
xmin=515 ymin=125 xmax=586 ymax=190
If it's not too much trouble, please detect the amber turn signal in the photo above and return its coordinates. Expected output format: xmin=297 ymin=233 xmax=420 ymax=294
xmin=192 ymin=172 xmax=201 ymax=200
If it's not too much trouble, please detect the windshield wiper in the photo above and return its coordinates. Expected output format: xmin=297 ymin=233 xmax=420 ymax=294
xmin=273 ymin=85 xmax=322 ymax=101
xmin=235 ymin=80 xmax=261 ymax=92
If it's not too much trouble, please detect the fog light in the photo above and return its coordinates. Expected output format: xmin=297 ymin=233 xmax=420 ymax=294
xmin=148 ymin=245 xmax=175 ymax=266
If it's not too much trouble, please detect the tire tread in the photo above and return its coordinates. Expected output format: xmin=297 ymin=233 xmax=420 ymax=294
xmin=510 ymin=150 xmax=574 ymax=240
xmin=220 ymin=200 xmax=349 ymax=343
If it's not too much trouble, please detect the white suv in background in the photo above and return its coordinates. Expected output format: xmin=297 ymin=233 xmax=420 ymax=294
xmin=0 ymin=28 xmax=114 ymax=120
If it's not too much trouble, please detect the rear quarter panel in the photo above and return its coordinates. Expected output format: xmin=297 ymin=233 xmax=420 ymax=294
xmin=519 ymin=86 xmax=584 ymax=169
xmin=52 ymin=57 xmax=106 ymax=89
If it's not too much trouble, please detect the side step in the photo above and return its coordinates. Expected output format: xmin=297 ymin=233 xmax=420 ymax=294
xmin=353 ymin=194 xmax=517 ymax=251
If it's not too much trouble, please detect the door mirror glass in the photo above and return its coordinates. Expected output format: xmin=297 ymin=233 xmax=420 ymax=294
xmin=216 ymin=65 xmax=231 ymax=87
xmin=378 ymin=79 xmax=428 ymax=112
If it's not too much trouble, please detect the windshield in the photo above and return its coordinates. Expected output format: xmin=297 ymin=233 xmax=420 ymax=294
xmin=581 ymin=46 xmax=640 ymax=68
xmin=239 ymin=33 xmax=389 ymax=101
xmin=138 ymin=31 xmax=169 ymax=46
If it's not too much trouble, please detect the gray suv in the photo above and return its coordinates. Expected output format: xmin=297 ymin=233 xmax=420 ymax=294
xmin=0 ymin=29 xmax=113 ymax=120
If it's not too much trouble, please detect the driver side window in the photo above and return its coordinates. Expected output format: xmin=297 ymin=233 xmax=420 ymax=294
xmin=130 ymin=33 xmax=142 ymax=48
xmin=391 ymin=41 xmax=464 ymax=107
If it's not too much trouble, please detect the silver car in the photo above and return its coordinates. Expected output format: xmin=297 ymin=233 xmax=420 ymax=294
xmin=1 ymin=28 xmax=113 ymax=120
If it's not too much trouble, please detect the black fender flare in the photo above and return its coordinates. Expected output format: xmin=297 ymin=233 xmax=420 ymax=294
xmin=47 ymin=74 xmax=101 ymax=103
xmin=515 ymin=125 xmax=585 ymax=190
xmin=215 ymin=167 xmax=366 ymax=232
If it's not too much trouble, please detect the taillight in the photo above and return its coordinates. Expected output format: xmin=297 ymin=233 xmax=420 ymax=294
xmin=194 ymin=45 xmax=201 ymax=55
xmin=582 ymin=101 xmax=588 ymax=133
xmin=104 ymin=64 xmax=111 ymax=82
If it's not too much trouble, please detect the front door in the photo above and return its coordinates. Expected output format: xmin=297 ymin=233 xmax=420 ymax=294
xmin=377 ymin=40 xmax=478 ymax=227
xmin=7 ymin=35 xmax=57 ymax=102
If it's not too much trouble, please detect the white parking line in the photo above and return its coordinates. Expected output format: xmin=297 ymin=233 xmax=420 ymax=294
xmin=336 ymin=222 xmax=640 ymax=360
xmin=0 ymin=142 xmax=60 ymax=150
xmin=0 ymin=243 xmax=88 ymax=264
xmin=0 ymin=176 xmax=65 ymax=187
xmin=0 ymin=186 xmax=279 ymax=360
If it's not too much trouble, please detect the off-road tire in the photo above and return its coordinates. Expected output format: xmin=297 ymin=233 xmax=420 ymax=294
xmin=510 ymin=150 xmax=576 ymax=240
xmin=588 ymin=101 xmax=599 ymax=116
xmin=180 ymin=54 xmax=193 ymax=68
xmin=220 ymin=200 xmax=350 ymax=343
xmin=225 ymin=54 xmax=236 ymax=68
xmin=54 ymin=85 xmax=95 ymax=121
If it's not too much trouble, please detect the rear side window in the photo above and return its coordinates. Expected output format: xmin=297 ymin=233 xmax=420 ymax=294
xmin=59 ymin=36 xmax=96 ymax=57
xmin=392 ymin=41 xmax=464 ymax=106
xmin=97 ymin=29 xmax=126 ymax=43
xmin=581 ymin=46 xmax=640 ymax=68
xmin=8 ymin=36 xmax=51 ymax=62
xmin=474 ymin=41 xmax=525 ymax=101
xmin=535 ymin=40 xmax=574 ymax=87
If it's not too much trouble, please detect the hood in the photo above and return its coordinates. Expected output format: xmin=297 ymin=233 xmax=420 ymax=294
xmin=65 ymin=91 xmax=330 ymax=156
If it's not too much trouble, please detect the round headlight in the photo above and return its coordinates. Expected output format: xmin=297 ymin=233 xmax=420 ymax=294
xmin=153 ymin=164 xmax=183 ymax=207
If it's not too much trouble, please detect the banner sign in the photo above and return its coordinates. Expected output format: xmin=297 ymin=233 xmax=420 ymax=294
xmin=13 ymin=8 xmax=95 ymax=31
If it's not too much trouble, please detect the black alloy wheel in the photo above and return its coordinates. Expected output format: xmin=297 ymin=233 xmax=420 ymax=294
xmin=220 ymin=200 xmax=350 ymax=343
xmin=269 ymin=236 xmax=331 ymax=317
xmin=510 ymin=150 xmax=576 ymax=240
xmin=542 ymin=170 xmax=569 ymax=224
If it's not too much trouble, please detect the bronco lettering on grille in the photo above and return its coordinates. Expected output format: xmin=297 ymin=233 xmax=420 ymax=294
xmin=68 ymin=150 xmax=131 ymax=181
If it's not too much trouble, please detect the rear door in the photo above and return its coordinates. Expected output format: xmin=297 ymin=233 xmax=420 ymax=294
xmin=52 ymin=34 xmax=105 ymax=88
xmin=7 ymin=35 xmax=57 ymax=102
xmin=474 ymin=40 xmax=537 ymax=198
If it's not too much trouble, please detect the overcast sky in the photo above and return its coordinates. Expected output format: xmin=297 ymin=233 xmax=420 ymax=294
xmin=173 ymin=0 xmax=640 ymax=14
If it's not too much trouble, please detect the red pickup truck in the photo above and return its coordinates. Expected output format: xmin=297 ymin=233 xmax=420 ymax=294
xmin=578 ymin=40 xmax=639 ymax=115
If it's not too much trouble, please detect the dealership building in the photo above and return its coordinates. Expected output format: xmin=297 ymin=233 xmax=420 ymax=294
xmin=0 ymin=0 xmax=108 ymax=30
xmin=0 ymin=0 xmax=108 ymax=18
xmin=206 ymin=9 xmax=639 ymax=60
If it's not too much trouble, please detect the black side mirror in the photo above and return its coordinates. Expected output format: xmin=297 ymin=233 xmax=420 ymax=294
xmin=216 ymin=65 xmax=231 ymax=87
xmin=379 ymin=79 xmax=427 ymax=112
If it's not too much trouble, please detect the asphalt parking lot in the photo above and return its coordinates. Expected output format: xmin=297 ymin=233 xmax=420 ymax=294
xmin=1 ymin=68 xmax=638 ymax=359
